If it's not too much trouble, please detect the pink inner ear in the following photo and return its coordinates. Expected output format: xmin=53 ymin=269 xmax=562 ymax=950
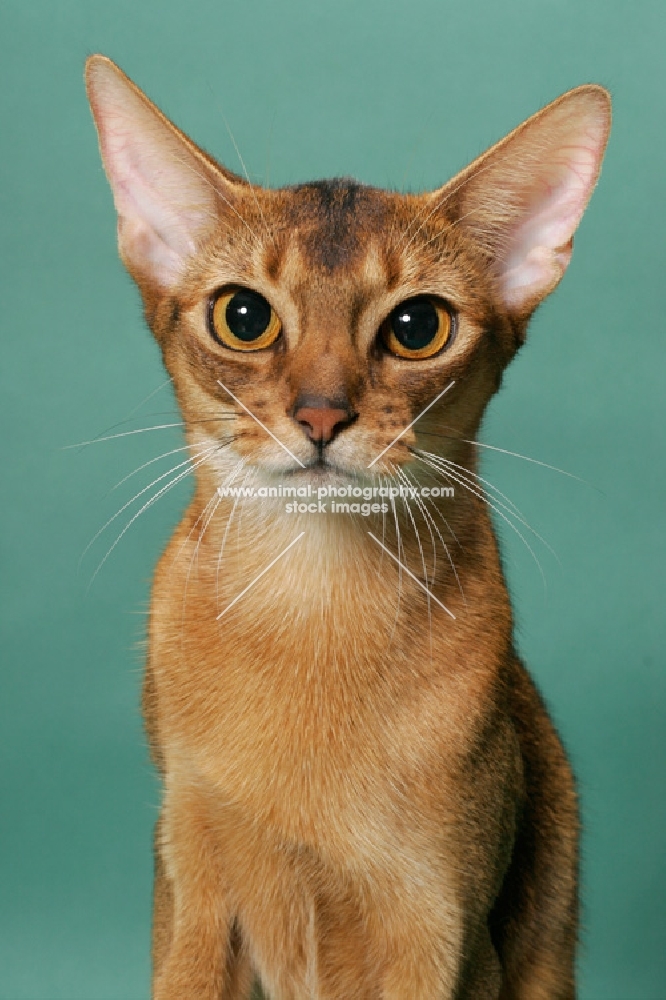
xmin=108 ymin=133 xmax=200 ymax=274
xmin=499 ymin=128 xmax=607 ymax=311
xmin=88 ymin=62 xmax=219 ymax=287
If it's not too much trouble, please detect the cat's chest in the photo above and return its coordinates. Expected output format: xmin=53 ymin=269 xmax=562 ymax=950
xmin=147 ymin=509 xmax=504 ymax=843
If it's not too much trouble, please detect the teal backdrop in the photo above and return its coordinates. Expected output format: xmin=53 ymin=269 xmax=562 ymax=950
xmin=1 ymin=1 xmax=664 ymax=997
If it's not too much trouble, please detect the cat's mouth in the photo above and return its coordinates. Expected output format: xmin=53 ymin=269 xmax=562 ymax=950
xmin=288 ymin=458 xmax=352 ymax=479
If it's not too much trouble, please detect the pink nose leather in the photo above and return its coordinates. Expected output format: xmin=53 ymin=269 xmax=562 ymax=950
xmin=294 ymin=406 xmax=351 ymax=444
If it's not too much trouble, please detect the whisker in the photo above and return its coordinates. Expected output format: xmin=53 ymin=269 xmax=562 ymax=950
xmin=413 ymin=447 xmax=560 ymax=565
xmin=215 ymin=464 xmax=248 ymax=611
xmin=80 ymin=446 xmax=217 ymax=568
xmin=171 ymin=458 xmax=245 ymax=572
xmin=400 ymin=465 xmax=466 ymax=605
xmin=416 ymin=448 xmax=525 ymax=519
xmin=65 ymin=422 xmax=186 ymax=449
xmin=392 ymin=463 xmax=433 ymax=585
xmin=404 ymin=455 xmax=463 ymax=548
xmin=111 ymin=442 xmax=219 ymax=492
xmin=87 ymin=447 xmax=219 ymax=589
xmin=415 ymin=450 xmax=529 ymax=533
xmin=414 ymin=452 xmax=548 ymax=592
xmin=82 ymin=379 xmax=175 ymax=445
xmin=178 ymin=487 xmax=225 ymax=636
xmin=128 ymin=376 xmax=173 ymax=411
xmin=111 ymin=427 xmax=238 ymax=490
xmin=423 ymin=501 xmax=467 ymax=604
xmin=384 ymin=482 xmax=404 ymax=649
xmin=415 ymin=429 xmax=594 ymax=487
xmin=392 ymin=464 xmax=434 ymax=658
xmin=234 ymin=466 xmax=257 ymax=549
xmin=379 ymin=472 xmax=388 ymax=567
xmin=64 ymin=415 xmax=238 ymax=450
xmin=368 ymin=531 xmax=455 ymax=621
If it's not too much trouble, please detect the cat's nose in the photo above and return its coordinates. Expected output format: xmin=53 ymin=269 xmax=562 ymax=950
xmin=292 ymin=395 xmax=357 ymax=445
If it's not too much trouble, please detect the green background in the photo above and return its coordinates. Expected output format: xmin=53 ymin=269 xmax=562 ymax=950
xmin=1 ymin=1 xmax=664 ymax=997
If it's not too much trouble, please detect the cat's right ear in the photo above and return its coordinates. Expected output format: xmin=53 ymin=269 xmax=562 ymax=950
xmin=85 ymin=55 xmax=242 ymax=290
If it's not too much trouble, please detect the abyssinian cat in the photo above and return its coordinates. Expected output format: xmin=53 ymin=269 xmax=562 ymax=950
xmin=85 ymin=54 xmax=610 ymax=999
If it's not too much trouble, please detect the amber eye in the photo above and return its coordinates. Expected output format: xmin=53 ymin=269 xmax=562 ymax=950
xmin=208 ymin=287 xmax=282 ymax=351
xmin=381 ymin=296 xmax=453 ymax=359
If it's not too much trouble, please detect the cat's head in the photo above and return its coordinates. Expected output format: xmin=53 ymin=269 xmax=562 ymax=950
xmin=85 ymin=55 xmax=610 ymax=485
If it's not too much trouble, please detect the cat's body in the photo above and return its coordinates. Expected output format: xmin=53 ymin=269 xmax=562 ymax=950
xmin=86 ymin=56 xmax=610 ymax=999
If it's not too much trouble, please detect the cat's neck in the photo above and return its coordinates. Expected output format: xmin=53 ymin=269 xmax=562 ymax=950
xmin=167 ymin=458 xmax=504 ymax=633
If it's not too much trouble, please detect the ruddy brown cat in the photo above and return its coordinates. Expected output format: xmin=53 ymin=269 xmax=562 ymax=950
xmin=86 ymin=55 xmax=610 ymax=998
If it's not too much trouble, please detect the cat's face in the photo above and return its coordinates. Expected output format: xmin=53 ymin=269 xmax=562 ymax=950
xmin=155 ymin=178 xmax=504 ymax=482
xmin=86 ymin=56 xmax=610 ymax=488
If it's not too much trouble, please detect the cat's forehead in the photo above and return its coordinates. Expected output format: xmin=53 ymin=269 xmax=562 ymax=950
xmin=200 ymin=175 xmax=484 ymax=321
xmin=276 ymin=178 xmax=395 ymax=272
xmin=249 ymin=177 xmax=464 ymax=303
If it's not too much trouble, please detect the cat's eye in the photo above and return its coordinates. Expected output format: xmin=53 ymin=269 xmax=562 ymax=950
xmin=208 ymin=287 xmax=282 ymax=352
xmin=381 ymin=297 xmax=453 ymax=359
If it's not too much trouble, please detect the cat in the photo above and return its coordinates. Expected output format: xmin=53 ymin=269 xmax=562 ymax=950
xmin=85 ymin=54 xmax=610 ymax=999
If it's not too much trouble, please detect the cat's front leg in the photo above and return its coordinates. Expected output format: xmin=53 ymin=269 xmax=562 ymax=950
xmin=379 ymin=929 xmax=501 ymax=1000
xmin=152 ymin=782 xmax=252 ymax=1000
xmin=372 ymin=917 xmax=470 ymax=1000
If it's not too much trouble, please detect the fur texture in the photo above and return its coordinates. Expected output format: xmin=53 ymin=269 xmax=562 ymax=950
xmin=86 ymin=55 xmax=610 ymax=999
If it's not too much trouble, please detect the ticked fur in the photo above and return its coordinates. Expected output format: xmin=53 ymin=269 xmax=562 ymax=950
xmin=86 ymin=55 xmax=610 ymax=999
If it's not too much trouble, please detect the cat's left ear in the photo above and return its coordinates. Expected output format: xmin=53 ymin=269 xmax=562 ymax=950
xmin=85 ymin=54 xmax=243 ymax=290
xmin=433 ymin=85 xmax=611 ymax=320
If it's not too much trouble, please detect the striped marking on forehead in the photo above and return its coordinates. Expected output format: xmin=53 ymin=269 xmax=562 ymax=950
xmin=265 ymin=235 xmax=395 ymax=307
xmin=284 ymin=178 xmax=394 ymax=272
xmin=261 ymin=182 xmax=404 ymax=300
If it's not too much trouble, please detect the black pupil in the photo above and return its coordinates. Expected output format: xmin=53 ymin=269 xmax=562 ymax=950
xmin=225 ymin=290 xmax=272 ymax=341
xmin=391 ymin=297 xmax=439 ymax=351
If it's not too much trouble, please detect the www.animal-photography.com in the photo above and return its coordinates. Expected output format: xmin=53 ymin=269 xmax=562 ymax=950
xmin=1 ymin=2 xmax=664 ymax=998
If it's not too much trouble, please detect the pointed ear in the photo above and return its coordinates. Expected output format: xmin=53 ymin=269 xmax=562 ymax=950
xmin=434 ymin=85 xmax=611 ymax=318
xmin=85 ymin=54 xmax=243 ymax=289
